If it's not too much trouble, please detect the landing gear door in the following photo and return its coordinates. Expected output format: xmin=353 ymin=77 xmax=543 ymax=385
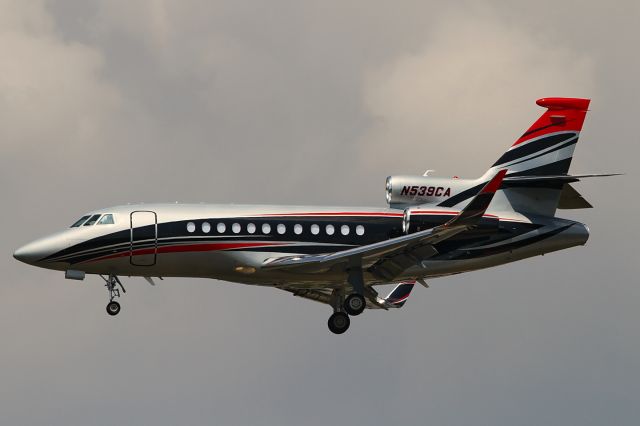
xmin=130 ymin=211 xmax=157 ymax=266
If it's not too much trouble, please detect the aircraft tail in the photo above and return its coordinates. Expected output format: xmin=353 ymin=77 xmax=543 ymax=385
xmin=483 ymin=97 xmax=590 ymax=180
xmin=481 ymin=97 xmax=591 ymax=216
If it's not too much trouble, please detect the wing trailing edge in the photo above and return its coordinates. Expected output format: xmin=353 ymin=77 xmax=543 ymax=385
xmin=262 ymin=170 xmax=507 ymax=280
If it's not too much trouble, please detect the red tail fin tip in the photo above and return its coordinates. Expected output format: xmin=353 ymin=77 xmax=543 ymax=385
xmin=536 ymin=97 xmax=590 ymax=111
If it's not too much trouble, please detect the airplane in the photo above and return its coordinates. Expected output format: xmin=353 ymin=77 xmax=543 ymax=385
xmin=13 ymin=97 xmax=619 ymax=334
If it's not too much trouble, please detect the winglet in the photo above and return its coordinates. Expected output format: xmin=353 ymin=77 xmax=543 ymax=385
xmin=445 ymin=169 xmax=507 ymax=227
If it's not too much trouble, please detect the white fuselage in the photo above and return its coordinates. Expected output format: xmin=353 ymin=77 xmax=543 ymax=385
xmin=13 ymin=203 xmax=589 ymax=290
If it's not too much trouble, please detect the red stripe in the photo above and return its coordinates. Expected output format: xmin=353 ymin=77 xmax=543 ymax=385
xmin=83 ymin=242 xmax=288 ymax=263
xmin=481 ymin=169 xmax=508 ymax=193
xmin=512 ymin=99 xmax=588 ymax=147
xmin=257 ymin=212 xmax=403 ymax=217
xmin=411 ymin=211 xmax=499 ymax=218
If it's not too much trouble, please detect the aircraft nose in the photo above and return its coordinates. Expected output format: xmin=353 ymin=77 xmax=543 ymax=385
xmin=13 ymin=235 xmax=68 ymax=266
xmin=14 ymin=242 xmax=46 ymax=264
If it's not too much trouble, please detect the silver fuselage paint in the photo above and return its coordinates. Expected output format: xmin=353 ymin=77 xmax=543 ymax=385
xmin=13 ymin=203 xmax=589 ymax=289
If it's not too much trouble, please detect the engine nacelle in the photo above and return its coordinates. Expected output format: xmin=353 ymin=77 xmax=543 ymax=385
xmin=386 ymin=175 xmax=476 ymax=208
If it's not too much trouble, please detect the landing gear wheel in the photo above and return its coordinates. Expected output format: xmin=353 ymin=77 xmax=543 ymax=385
xmin=328 ymin=312 xmax=350 ymax=334
xmin=106 ymin=301 xmax=121 ymax=316
xmin=344 ymin=293 xmax=366 ymax=316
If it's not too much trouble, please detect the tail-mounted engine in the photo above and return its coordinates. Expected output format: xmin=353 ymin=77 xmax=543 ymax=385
xmin=386 ymin=175 xmax=474 ymax=208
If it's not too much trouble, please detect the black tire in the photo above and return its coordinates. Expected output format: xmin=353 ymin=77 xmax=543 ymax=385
xmin=328 ymin=312 xmax=350 ymax=334
xmin=344 ymin=293 xmax=366 ymax=316
xmin=106 ymin=301 xmax=121 ymax=316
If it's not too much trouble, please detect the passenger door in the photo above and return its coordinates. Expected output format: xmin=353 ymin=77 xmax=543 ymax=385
xmin=130 ymin=211 xmax=157 ymax=266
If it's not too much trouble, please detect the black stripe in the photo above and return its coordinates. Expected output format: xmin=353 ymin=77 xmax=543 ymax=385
xmin=504 ymin=139 xmax=576 ymax=169
xmin=508 ymin=158 xmax=573 ymax=177
xmin=451 ymin=225 xmax=572 ymax=259
xmin=438 ymin=182 xmax=485 ymax=208
xmin=520 ymin=122 xmax=560 ymax=139
xmin=439 ymin=157 xmax=575 ymax=208
xmin=492 ymin=133 xmax=576 ymax=167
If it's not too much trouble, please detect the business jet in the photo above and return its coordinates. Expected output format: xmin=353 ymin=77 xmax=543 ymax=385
xmin=14 ymin=97 xmax=617 ymax=334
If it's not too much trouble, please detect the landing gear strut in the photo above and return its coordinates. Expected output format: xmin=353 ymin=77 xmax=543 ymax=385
xmin=327 ymin=289 xmax=353 ymax=334
xmin=326 ymin=267 xmax=370 ymax=334
xmin=100 ymin=274 xmax=125 ymax=316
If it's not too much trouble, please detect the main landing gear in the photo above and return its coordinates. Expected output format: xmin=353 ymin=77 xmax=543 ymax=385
xmin=100 ymin=274 xmax=125 ymax=316
xmin=344 ymin=293 xmax=366 ymax=316
xmin=327 ymin=265 xmax=370 ymax=334
xmin=328 ymin=311 xmax=350 ymax=334
xmin=327 ymin=290 xmax=367 ymax=335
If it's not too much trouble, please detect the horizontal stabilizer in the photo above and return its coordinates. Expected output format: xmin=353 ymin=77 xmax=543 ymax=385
xmin=504 ymin=173 xmax=622 ymax=184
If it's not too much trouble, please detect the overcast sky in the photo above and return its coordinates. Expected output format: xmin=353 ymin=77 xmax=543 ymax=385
xmin=1 ymin=1 xmax=639 ymax=425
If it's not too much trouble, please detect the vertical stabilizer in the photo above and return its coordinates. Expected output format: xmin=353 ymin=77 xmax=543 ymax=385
xmin=483 ymin=97 xmax=590 ymax=179
xmin=481 ymin=97 xmax=591 ymax=216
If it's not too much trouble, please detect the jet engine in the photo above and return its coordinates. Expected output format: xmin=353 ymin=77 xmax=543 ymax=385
xmin=386 ymin=175 xmax=475 ymax=208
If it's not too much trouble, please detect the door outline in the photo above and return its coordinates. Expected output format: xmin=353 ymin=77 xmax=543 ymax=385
xmin=130 ymin=210 xmax=157 ymax=266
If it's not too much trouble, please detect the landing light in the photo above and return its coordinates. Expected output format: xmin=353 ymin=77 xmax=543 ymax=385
xmin=235 ymin=266 xmax=256 ymax=274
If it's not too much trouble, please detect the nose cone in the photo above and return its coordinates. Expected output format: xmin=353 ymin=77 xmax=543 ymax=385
xmin=13 ymin=233 xmax=69 ymax=267
xmin=14 ymin=241 xmax=48 ymax=265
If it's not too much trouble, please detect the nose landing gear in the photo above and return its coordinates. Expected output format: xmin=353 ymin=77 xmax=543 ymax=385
xmin=100 ymin=274 xmax=125 ymax=316
xmin=106 ymin=300 xmax=121 ymax=316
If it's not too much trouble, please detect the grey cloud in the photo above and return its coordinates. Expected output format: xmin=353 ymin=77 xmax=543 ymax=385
xmin=1 ymin=1 xmax=639 ymax=425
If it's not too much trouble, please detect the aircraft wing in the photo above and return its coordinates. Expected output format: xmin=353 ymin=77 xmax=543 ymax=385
xmin=262 ymin=169 xmax=507 ymax=280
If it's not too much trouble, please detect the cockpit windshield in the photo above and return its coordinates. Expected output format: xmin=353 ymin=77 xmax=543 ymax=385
xmin=70 ymin=215 xmax=91 ymax=228
xmin=97 ymin=214 xmax=114 ymax=225
xmin=71 ymin=213 xmax=116 ymax=228
xmin=83 ymin=214 xmax=102 ymax=226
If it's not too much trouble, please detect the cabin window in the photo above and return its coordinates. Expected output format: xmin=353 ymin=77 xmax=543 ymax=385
xmin=97 ymin=214 xmax=115 ymax=225
xmin=70 ymin=215 xmax=91 ymax=228
xmin=83 ymin=214 xmax=102 ymax=226
xmin=325 ymin=224 xmax=335 ymax=235
xmin=277 ymin=224 xmax=286 ymax=234
xmin=262 ymin=223 xmax=271 ymax=234
xmin=186 ymin=222 xmax=196 ymax=233
xmin=341 ymin=225 xmax=350 ymax=235
xmin=232 ymin=223 xmax=241 ymax=234
xmin=202 ymin=222 xmax=211 ymax=233
xmin=217 ymin=223 xmax=226 ymax=233
xmin=294 ymin=224 xmax=303 ymax=235
xmin=247 ymin=223 xmax=256 ymax=234
xmin=311 ymin=224 xmax=320 ymax=235
xmin=356 ymin=225 xmax=365 ymax=236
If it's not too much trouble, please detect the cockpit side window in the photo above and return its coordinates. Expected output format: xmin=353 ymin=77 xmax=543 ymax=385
xmin=97 ymin=214 xmax=115 ymax=225
xmin=83 ymin=214 xmax=102 ymax=226
xmin=71 ymin=215 xmax=91 ymax=228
